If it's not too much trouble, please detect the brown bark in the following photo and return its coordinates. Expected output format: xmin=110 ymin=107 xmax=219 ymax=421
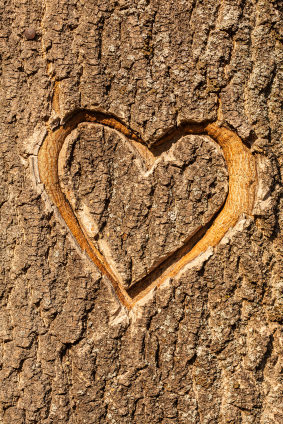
xmin=0 ymin=1 xmax=282 ymax=423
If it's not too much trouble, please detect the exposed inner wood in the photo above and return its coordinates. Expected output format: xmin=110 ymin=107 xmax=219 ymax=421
xmin=38 ymin=110 xmax=257 ymax=309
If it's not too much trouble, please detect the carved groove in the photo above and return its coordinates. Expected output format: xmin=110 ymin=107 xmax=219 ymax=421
xmin=37 ymin=110 xmax=257 ymax=309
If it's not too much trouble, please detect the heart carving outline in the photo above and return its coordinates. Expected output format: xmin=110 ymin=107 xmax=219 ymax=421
xmin=38 ymin=110 xmax=256 ymax=309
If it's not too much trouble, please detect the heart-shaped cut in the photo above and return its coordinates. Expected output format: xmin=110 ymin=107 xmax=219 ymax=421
xmin=37 ymin=110 xmax=256 ymax=309
xmin=58 ymin=123 xmax=228 ymax=289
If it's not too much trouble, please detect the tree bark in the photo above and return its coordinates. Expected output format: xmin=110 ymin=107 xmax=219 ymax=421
xmin=0 ymin=1 xmax=282 ymax=423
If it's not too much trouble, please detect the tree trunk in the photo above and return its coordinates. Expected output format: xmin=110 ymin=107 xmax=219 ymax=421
xmin=0 ymin=1 xmax=282 ymax=423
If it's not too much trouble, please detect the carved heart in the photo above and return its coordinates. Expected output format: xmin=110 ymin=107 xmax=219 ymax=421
xmin=38 ymin=110 xmax=256 ymax=309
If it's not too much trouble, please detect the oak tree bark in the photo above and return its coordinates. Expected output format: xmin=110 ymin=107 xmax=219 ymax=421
xmin=0 ymin=1 xmax=282 ymax=423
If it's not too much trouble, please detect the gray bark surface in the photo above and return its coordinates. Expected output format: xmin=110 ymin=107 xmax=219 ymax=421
xmin=0 ymin=0 xmax=282 ymax=423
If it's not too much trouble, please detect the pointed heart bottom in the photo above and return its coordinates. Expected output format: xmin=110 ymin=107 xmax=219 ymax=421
xmin=38 ymin=110 xmax=256 ymax=309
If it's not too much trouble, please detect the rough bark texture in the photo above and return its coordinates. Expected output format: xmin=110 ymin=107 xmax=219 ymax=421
xmin=60 ymin=126 xmax=228 ymax=287
xmin=0 ymin=1 xmax=282 ymax=423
